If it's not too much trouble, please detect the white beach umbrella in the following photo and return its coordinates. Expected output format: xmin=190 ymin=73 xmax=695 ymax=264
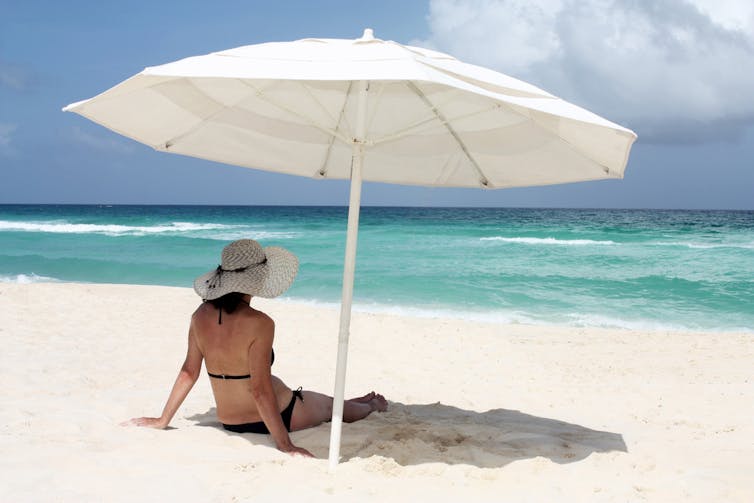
xmin=64 ymin=28 xmax=637 ymax=470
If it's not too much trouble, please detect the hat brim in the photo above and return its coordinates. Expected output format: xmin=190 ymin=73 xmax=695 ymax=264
xmin=193 ymin=246 xmax=298 ymax=300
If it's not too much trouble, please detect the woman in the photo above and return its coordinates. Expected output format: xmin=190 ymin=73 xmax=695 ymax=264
xmin=126 ymin=239 xmax=387 ymax=457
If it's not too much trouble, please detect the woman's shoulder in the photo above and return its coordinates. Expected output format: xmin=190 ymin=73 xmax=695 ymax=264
xmin=190 ymin=301 xmax=274 ymax=334
xmin=192 ymin=301 xmax=216 ymax=320
xmin=244 ymin=306 xmax=275 ymax=327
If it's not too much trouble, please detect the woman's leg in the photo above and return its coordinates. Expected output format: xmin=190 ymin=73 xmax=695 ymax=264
xmin=289 ymin=391 xmax=387 ymax=432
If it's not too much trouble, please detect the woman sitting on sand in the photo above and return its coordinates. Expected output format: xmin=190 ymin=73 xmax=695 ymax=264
xmin=126 ymin=239 xmax=387 ymax=457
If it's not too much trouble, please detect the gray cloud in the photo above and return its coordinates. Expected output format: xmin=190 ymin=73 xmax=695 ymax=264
xmin=414 ymin=0 xmax=754 ymax=143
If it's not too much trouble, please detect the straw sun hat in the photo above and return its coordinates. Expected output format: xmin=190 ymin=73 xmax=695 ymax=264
xmin=193 ymin=239 xmax=298 ymax=300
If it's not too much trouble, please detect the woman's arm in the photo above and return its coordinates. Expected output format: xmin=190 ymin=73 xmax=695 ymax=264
xmin=249 ymin=316 xmax=313 ymax=457
xmin=125 ymin=322 xmax=204 ymax=429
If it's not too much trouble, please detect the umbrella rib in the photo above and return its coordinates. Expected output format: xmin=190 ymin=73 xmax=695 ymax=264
xmin=371 ymin=105 xmax=500 ymax=147
xmin=160 ymin=78 xmax=253 ymax=150
xmin=239 ymin=80 xmax=352 ymax=146
xmin=370 ymin=115 xmax=438 ymax=144
xmin=406 ymin=82 xmax=491 ymax=188
xmin=316 ymin=81 xmax=353 ymax=177
xmin=364 ymin=81 xmax=385 ymax=134
xmin=299 ymin=81 xmax=346 ymax=130
xmin=368 ymin=87 xmax=469 ymax=145
xmin=158 ymin=78 xmax=352 ymax=152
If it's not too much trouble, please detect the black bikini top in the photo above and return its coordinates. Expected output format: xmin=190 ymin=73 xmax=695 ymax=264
xmin=207 ymin=349 xmax=275 ymax=380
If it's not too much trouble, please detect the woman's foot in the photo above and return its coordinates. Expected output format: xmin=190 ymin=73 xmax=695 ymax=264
xmin=349 ymin=391 xmax=376 ymax=403
xmin=368 ymin=394 xmax=388 ymax=412
xmin=347 ymin=391 xmax=376 ymax=403
xmin=350 ymin=392 xmax=388 ymax=412
xmin=342 ymin=393 xmax=388 ymax=422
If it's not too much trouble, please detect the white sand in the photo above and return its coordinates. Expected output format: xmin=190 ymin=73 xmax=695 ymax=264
xmin=0 ymin=282 xmax=752 ymax=502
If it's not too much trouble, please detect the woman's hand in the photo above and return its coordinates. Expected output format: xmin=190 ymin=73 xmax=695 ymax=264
xmin=121 ymin=417 xmax=168 ymax=429
xmin=278 ymin=444 xmax=315 ymax=458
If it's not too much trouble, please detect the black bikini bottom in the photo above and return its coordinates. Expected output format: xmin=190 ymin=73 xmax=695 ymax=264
xmin=222 ymin=387 xmax=303 ymax=434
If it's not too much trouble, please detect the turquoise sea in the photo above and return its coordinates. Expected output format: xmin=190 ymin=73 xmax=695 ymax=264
xmin=1 ymin=205 xmax=753 ymax=332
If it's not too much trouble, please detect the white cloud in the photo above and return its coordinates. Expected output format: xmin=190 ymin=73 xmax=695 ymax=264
xmin=690 ymin=0 xmax=754 ymax=32
xmin=415 ymin=0 xmax=754 ymax=143
xmin=0 ymin=123 xmax=17 ymax=156
xmin=69 ymin=126 xmax=134 ymax=154
xmin=0 ymin=63 xmax=28 ymax=91
xmin=418 ymin=0 xmax=565 ymax=74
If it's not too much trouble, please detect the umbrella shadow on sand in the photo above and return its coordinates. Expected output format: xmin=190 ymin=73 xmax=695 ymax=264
xmin=188 ymin=402 xmax=626 ymax=468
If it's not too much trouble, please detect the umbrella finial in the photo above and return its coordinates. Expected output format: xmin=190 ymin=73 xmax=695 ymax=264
xmin=360 ymin=28 xmax=374 ymax=41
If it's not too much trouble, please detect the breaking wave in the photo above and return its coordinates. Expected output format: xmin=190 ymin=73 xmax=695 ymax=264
xmin=652 ymin=241 xmax=754 ymax=250
xmin=0 ymin=273 xmax=60 ymax=284
xmin=0 ymin=220 xmax=240 ymax=236
xmin=480 ymin=236 xmax=617 ymax=246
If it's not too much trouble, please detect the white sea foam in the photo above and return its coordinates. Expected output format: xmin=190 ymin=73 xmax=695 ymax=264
xmin=480 ymin=236 xmax=617 ymax=246
xmin=564 ymin=313 xmax=692 ymax=332
xmin=283 ymin=296 xmax=553 ymax=325
xmin=279 ymin=296 xmax=751 ymax=332
xmin=0 ymin=273 xmax=59 ymax=284
xmin=480 ymin=236 xmax=754 ymax=250
xmin=206 ymin=230 xmax=299 ymax=241
xmin=0 ymin=219 xmax=239 ymax=236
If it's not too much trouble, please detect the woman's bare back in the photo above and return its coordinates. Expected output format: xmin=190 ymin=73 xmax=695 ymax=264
xmin=191 ymin=302 xmax=292 ymax=424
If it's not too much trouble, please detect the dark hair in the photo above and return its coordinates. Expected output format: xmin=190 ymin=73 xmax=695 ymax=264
xmin=207 ymin=292 xmax=245 ymax=315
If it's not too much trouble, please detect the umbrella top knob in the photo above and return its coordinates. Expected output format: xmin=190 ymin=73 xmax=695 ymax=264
xmin=359 ymin=28 xmax=375 ymax=41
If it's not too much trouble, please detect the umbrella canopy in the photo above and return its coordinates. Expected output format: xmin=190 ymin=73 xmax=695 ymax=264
xmin=64 ymin=28 xmax=635 ymax=189
xmin=64 ymin=28 xmax=637 ymax=470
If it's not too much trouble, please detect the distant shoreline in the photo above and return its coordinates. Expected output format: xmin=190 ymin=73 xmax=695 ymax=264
xmin=3 ymin=279 xmax=753 ymax=336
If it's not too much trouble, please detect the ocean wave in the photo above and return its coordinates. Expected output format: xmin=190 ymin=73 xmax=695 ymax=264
xmin=480 ymin=236 xmax=617 ymax=246
xmin=0 ymin=273 xmax=60 ymax=284
xmin=0 ymin=219 xmax=240 ymax=236
xmin=652 ymin=241 xmax=754 ymax=250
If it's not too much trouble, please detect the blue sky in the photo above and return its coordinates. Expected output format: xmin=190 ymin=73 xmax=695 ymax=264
xmin=1 ymin=0 xmax=752 ymax=209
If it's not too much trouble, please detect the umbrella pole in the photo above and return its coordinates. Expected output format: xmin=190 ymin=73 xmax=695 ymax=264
xmin=328 ymin=80 xmax=368 ymax=472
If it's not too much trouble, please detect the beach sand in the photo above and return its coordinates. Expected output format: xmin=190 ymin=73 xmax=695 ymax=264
xmin=1 ymin=282 xmax=752 ymax=502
